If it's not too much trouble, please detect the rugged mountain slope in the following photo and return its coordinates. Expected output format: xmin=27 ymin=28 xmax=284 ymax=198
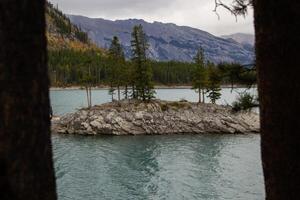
xmin=221 ymin=33 xmax=255 ymax=55
xmin=221 ymin=33 xmax=255 ymax=46
xmin=46 ymin=2 xmax=99 ymax=51
xmin=68 ymin=15 xmax=254 ymax=64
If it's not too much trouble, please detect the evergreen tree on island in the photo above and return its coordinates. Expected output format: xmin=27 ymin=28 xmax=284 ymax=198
xmin=108 ymin=36 xmax=125 ymax=101
xmin=206 ymin=62 xmax=222 ymax=104
xmin=131 ymin=25 xmax=155 ymax=101
xmin=192 ymin=48 xmax=208 ymax=103
xmin=80 ymin=69 xmax=94 ymax=108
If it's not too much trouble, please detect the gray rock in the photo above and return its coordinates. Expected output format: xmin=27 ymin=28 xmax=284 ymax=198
xmin=90 ymin=120 xmax=102 ymax=129
xmin=52 ymin=100 xmax=260 ymax=135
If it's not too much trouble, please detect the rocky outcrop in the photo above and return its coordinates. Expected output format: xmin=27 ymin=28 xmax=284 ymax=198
xmin=52 ymin=100 xmax=260 ymax=135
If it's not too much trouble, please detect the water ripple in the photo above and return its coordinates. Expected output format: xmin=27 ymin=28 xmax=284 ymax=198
xmin=52 ymin=134 xmax=265 ymax=200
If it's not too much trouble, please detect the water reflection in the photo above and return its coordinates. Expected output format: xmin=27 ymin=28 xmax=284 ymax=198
xmin=104 ymin=136 xmax=161 ymax=199
xmin=52 ymin=134 xmax=264 ymax=200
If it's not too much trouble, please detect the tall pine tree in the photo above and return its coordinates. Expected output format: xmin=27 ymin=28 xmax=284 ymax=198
xmin=192 ymin=48 xmax=207 ymax=103
xmin=108 ymin=36 xmax=125 ymax=101
xmin=206 ymin=62 xmax=222 ymax=104
xmin=131 ymin=25 xmax=155 ymax=101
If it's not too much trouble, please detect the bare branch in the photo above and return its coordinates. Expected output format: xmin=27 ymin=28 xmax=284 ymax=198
xmin=213 ymin=0 xmax=252 ymax=20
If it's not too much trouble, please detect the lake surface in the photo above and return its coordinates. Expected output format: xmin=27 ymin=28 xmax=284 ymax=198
xmin=51 ymin=88 xmax=264 ymax=200
xmin=50 ymin=88 xmax=257 ymax=115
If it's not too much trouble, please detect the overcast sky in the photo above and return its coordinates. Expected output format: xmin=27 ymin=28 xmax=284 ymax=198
xmin=48 ymin=0 xmax=254 ymax=36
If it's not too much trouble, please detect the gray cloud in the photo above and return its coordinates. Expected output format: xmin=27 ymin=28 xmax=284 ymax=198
xmin=49 ymin=0 xmax=254 ymax=36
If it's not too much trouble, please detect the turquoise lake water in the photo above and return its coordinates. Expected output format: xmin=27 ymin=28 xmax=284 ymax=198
xmin=51 ymin=88 xmax=264 ymax=200
xmin=50 ymin=88 xmax=257 ymax=115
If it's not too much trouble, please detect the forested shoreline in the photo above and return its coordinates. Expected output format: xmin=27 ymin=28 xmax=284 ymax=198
xmin=48 ymin=50 xmax=256 ymax=87
xmin=47 ymin=3 xmax=257 ymax=108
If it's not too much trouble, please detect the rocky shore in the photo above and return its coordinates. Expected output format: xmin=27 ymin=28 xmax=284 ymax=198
xmin=52 ymin=100 xmax=260 ymax=135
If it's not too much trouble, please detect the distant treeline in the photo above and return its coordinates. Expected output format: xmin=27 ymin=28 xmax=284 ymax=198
xmin=46 ymin=2 xmax=257 ymax=107
xmin=48 ymin=24 xmax=257 ymax=105
xmin=48 ymin=49 xmax=256 ymax=87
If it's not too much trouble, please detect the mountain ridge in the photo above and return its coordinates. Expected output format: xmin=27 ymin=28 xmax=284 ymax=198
xmin=68 ymin=15 xmax=254 ymax=64
xmin=221 ymin=33 xmax=255 ymax=46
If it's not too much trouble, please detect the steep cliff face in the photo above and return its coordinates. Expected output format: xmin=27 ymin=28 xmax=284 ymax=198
xmin=68 ymin=15 xmax=254 ymax=64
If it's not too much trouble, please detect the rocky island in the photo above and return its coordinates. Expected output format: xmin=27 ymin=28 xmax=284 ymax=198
xmin=52 ymin=100 xmax=259 ymax=135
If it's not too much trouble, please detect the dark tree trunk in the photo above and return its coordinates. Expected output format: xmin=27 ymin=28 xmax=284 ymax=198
xmin=0 ymin=1 xmax=57 ymax=200
xmin=253 ymin=0 xmax=300 ymax=199
xmin=132 ymin=85 xmax=136 ymax=99
xmin=85 ymin=86 xmax=90 ymax=108
xmin=89 ymin=85 xmax=92 ymax=107
xmin=125 ymin=85 xmax=128 ymax=99
xmin=118 ymin=85 xmax=121 ymax=101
